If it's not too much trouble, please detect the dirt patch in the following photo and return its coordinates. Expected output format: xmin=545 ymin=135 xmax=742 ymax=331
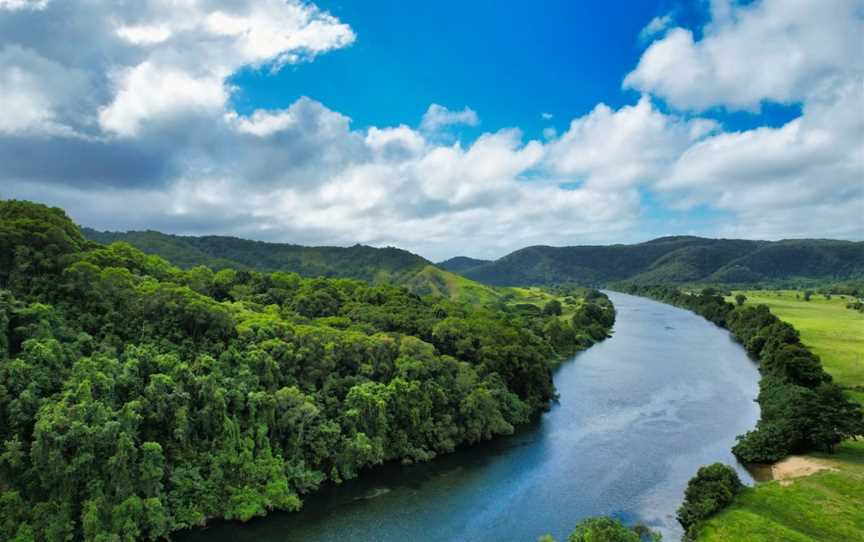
xmin=748 ymin=456 xmax=836 ymax=483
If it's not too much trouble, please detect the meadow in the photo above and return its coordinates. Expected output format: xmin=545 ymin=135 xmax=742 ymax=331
xmin=730 ymin=290 xmax=864 ymax=404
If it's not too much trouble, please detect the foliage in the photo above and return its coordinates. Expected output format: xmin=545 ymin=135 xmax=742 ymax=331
xmin=538 ymin=516 xmax=661 ymax=542
xmin=623 ymin=285 xmax=864 ymax=464
xmin=677 ymin=463 xmax=742 ymax=539
xmin=0 ymin=199 xmax=615 ymax=541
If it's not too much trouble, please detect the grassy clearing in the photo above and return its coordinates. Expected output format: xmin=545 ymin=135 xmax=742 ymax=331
xmin=504 ymin=286 xmax=584 ymax=320
xmin=729 ymin=290 xmax=864 ymax=399
xmin=698 ymin=441 xmax=864 ymax=542
xmin=408 ymin=266 xmax=590 ymax=319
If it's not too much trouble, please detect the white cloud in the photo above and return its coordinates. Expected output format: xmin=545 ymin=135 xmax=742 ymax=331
xmin=116 ymin=24 xmax=172 ymax=45
xmin=625 ymin=0 xmax=864 ymax=111
xmin=420 ymin=104 xmax=480 ymax=132
xmin=639 ymin=14 xmax=673 ymax=42
xmin=0 ymin=63 xmax=54 ymax=134
xmin=624 ymin=0 xmax=864 ymax=240
xmin=0 ymin=0 xmax=48 ymax=11
xmin=546 ymin=96 xmax=718 ymax=188
xmin=204 ymin=0 xmax=355 ymax=69
xmin=365 ymin=126 xmax=426 ymax=160
xmin=78 ymin=1 xmax=355 ymax=136
xmin=541 ymin=112 xmax=553 ymax=120
xmin=99 ymin=61 xmax=228 ymax=136
xmin=656 ymin=80 xmax=864 ymax=239
xmin=0 ymin=45 xmax=93 ymax=136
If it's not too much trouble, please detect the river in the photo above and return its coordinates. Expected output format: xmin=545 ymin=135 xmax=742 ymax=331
xmin=177 ymin=291 xmax=761 ymax=541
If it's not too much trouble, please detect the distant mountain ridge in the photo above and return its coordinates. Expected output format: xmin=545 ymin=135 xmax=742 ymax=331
xmin=438 ymin=236 xmax=864 ymax=286
xmin=436 ymin=256 xmax=493 ymax=273
xmin=84 ymin=229 xmax=864 ymax=290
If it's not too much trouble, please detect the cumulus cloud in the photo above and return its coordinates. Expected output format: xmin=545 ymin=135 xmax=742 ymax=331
xmin=627 ymin=0 xmax=864 ymax=240
xmin=420 ymin=104 xmax=480 ymax=132
xmin=546 ymin=96 xmax=718 ymax=189
xmin=625 ymin=0 xmax=863 ymax=111
xmin=658 ymin=81 xmax=864 ymax=239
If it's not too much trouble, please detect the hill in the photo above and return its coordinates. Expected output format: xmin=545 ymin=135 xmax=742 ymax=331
xmin=452 ymin=237 xmax=864 ymax=287
xmin=82 ymin=229 xmax=510 ymax=303
xmin=82 ymin=228 xmax=429 ymax=282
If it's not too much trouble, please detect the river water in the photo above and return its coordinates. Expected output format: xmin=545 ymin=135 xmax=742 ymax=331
xmin=178 ymin=291 xmax=761 ymax=541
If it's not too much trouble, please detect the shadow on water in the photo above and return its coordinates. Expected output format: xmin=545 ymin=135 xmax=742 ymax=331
xmin=177 ymin=291 xmax=761 ymax=542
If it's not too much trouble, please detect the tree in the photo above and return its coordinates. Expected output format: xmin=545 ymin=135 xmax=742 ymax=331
xmin=567 ymin=516 xmax=641 ymax=542
xmin=734 ymin=294 xmax=747 ymax=306
xmin=677 ymin=463 xmax=742 ymax=540
xmin=543 ymin=299 xmax=562 ymax=316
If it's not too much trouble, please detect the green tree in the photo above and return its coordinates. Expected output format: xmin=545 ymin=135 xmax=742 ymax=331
xmin=543 ymin=299 xmax=563 ymax=316
xmin=677 ymin=463 xmax=742 ymax=540
xmin=567 ymin=516 xmax=641 ymax=542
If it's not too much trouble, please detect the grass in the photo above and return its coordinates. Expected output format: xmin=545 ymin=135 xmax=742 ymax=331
xmin=406 ymin=266 xmax=589 ymax=320
xmin=699 ymin=291 xmax=864 ymax=542
xmin=729 ymin=290 xmax=864 ymax=401
xmin=405 ymin=265 xmax=505 ymax=305
xmin=698 ymin=441 xmax=864 ymax=542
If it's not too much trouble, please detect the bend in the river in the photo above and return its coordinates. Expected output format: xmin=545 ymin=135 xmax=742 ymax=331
xmin=178 ymin=291 xmax=761 ymax=541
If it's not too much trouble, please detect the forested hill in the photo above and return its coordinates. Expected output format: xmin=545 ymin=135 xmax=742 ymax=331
xmin=0 ymin=200 xmax=615 ymax=540
xmin=442 ymin=236 xmax=864 ymax=287
xmin=82 ymin=228 xmax=429 ymax=282
xmin=82 ymin=228 xmax=503 ymax=302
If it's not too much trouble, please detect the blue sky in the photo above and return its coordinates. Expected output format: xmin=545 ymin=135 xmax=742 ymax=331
xmin=231 ymin=1 xmax=799 ymax=136
xmin=0 ymin=0 xmax=861 ymax=259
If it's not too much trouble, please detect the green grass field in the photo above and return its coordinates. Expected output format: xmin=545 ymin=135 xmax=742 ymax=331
xmin=699 ymin=291 xmax=864 ymax=542
xmin=729 ymin=290 xmax=864 ymax=404
xmin=698 ymin=440 xmax=864 ymax=542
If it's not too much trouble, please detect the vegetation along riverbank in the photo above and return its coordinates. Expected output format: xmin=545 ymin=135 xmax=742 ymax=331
xmin=623 ymin=285 xmax=864 ymax=540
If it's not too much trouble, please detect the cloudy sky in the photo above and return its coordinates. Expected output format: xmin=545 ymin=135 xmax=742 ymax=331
xmin=1 ymin=0 xmax=862 ymax=260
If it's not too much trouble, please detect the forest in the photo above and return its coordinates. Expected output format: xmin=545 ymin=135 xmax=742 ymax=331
xmin=0 ymin=200 xmax=615 ymax=541
xmin=623 ymin=285 xmax=863 ymax=464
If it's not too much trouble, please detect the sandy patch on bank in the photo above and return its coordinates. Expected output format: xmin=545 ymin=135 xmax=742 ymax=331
xmin=749 ymin=456 xmax=836 ymax=485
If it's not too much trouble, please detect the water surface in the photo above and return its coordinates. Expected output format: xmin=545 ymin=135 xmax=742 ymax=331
xmin=179 ymin=291 xmax=760 ymax=541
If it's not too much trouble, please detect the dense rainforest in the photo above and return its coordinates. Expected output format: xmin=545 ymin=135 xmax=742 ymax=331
xmin=440 ymin=236 xmax=864 ymax=287
xmin=0 ymin=200 xmax=615 ymax=541
xmin=623 ymin=285 xmax=863 ymax=464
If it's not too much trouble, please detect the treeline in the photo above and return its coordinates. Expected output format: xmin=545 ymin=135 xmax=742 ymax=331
xmin=0 ymin=200 xmax=614 ymax=541
xmin=623 ymin=285 xmax=863 ymax=464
